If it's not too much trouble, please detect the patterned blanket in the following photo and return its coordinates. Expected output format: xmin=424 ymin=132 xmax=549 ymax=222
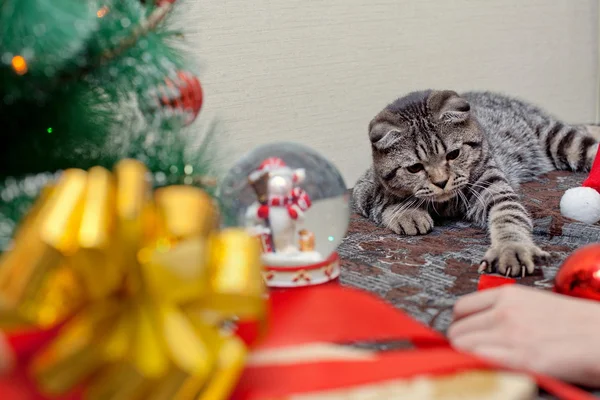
xmin=339 ymin=171 xmax=599 ymax=397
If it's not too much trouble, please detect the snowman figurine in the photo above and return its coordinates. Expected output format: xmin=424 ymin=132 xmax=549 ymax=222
xmin=246 ymin=157 xmax=314 ymax=261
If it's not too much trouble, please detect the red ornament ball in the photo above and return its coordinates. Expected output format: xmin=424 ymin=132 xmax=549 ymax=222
xmin=158 ymin=71 xmax=203 ymax=126
xmin=140 ymin=0 xmax=176 ymax=6
xmin=554 ymin=243 xmax=600 ymax=301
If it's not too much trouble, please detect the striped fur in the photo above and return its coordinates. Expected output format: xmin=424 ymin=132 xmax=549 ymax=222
xmin=353 ymin=90 xmax=599 ymax=277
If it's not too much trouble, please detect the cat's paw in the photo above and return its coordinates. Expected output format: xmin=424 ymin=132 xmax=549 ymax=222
xmin=479 ymin=242 xmax=550 ymax=277
xmin=382 ymin=207 xmax=433 ymax=236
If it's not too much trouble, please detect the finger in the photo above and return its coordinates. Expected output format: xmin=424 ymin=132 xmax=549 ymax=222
xmin=448 ymin=320 xmax=512 ymax=352
xmin=452 ymin=288 xmax=504 ymax=321
xmin=466 ymin=345 xmax=524 ymax=370
xmin=447 ymin=309 xmax=498 ymax=340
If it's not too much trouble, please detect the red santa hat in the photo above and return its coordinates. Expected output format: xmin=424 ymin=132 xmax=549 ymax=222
xmin=258 ymin=157 xmax=287 ymax=171
xmin=582 ymin=150 xmax=600 ymax=189
xmin=560 ymin=148 xmax=600 ymax=224
xmin=252 ymin=157 xmax=306 ymax=184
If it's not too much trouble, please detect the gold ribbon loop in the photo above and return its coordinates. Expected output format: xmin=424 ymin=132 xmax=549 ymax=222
xmin=31 ymin=300 xmax=122 ymax=395
xmin=0 ymin=170 xmax=86 ymax=328
xmin=158 ymin=302 xmax=213 ymax=377
xmin=115 ymin=159 xmax=149 ymax=258
xmin=205 ymin=229 xmax=266 ymax=319
xmin=154 ymin=185 xmax=216 ymax=239
xmin=40 ymin=169 xmax=88 ymax=255
xmin=0 ymin=159 xmax=266 ymax=399
xmin=73 ymin=166 xmax=118 ymax=300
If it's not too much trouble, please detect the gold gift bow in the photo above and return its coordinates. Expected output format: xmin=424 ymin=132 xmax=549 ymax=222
xmin=0 ymin=159 xmax=266 ymax=400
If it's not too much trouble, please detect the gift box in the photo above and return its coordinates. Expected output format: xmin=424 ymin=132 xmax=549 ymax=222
xmin=231 ymin=285 xmax=596 ymax=400
xmin=1 ymin=284 xmax=595 ymax=400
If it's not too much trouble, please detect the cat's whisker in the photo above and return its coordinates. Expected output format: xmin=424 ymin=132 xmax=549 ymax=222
xmin=466 ymin=186 xmax=486 ymax=206
xmin=467 ymin=183 xmax=509 ymax=218
xmin=429 ymin=198 xmax=439 ymax=215
xmin=467 ymin=182 xmax=505 ymax=199
xmin=466 ymin=182 xmax=499 ymax=203
xmin=464 ymin=186 xmax=483 ymax=208
xmin=457 ymin=190 xmax=470 ymax=214
xmin=390 ymin=198 xmax=421 ymax=223
xmin=390 ymin=200 xmax=427 ymax=227
xmin=456 ymin=190 xmax=469 ymax=214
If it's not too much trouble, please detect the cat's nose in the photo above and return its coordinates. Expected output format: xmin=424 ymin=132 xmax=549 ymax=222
xmin=432 ymin=179 xmax=448 ymax=189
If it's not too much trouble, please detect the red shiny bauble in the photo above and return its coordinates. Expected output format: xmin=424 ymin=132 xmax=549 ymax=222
xmin=140 ymin=0 xmax=176 ymax=5
xmin=158 ymin=71 xmax=203 ymax=126
xmin=554 ymin=243 xmax=600 ymax=301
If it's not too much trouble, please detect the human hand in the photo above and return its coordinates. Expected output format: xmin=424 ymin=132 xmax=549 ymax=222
xmin=447 ymin=285 xmax=600 ymax=387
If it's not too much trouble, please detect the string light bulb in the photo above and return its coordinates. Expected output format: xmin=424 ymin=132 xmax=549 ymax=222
xmin=97 ymin=5 xmax=109 ymax=18
xmin=11 ymin=55 xmax=28 ymax=75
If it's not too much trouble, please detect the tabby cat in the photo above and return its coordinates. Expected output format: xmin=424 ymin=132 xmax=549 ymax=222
xmin=352 ymin=90 xmax=600 ymax=277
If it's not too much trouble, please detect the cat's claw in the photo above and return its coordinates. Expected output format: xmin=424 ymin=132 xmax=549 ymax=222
xmin=505 ymin=268 xmax=524 ymax=278
xmin=481 ymin=242 xmax=550 ymax=277
xmin=477 ymin=261 xmax=488 ymax=274
xmin=478 ymin=260 xmax=527 ymax=277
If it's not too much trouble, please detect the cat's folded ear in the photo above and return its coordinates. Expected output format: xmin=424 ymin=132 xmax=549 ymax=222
xmin=428 ymin=90 xmax=470 ymax=123
xmin=369 ymin=120 xmax=404 ymax=151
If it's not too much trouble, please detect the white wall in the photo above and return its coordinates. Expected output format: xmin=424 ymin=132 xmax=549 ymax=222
xmin=181 ymin=0 xmax=598 ymax=187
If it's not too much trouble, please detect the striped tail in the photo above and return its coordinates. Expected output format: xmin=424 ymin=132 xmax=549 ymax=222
xmin=542 ymin=122 xmax=599 ymax=172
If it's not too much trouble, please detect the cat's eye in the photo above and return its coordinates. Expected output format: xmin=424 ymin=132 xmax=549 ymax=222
xmin=446 ymin=149 xmax=460 ymax=161
xmin=406 ymin=163 xmax=424 ymax=173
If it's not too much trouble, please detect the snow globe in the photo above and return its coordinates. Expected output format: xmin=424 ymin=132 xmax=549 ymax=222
xmin=219 ymin=142 xmax=350 ymax=287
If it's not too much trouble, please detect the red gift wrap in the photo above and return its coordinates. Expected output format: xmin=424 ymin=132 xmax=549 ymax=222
xmin=0 ymin=284 xmax=595 ymax=400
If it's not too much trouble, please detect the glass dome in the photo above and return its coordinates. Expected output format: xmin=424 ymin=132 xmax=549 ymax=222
xmin=219 ymin=142 xmax=350 ymax=287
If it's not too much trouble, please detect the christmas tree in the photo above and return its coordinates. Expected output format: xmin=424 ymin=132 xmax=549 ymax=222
xmin=0 ymin=2 xmax=266 ymax=398
xmin=0 ymin=0 xmax=218 ymax=251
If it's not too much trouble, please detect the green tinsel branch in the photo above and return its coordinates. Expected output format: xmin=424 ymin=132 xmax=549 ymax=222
xmin=0 ymin=0 xmax=202 ymax=177
xmin=0 ymin=0 xmax=228 ymax=239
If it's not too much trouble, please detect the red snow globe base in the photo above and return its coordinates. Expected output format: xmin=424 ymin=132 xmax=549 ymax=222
xmin=218 ymin=142 xmax=350 ymax=288
xmin=264 ymin=251 xmax=341 ymax=287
